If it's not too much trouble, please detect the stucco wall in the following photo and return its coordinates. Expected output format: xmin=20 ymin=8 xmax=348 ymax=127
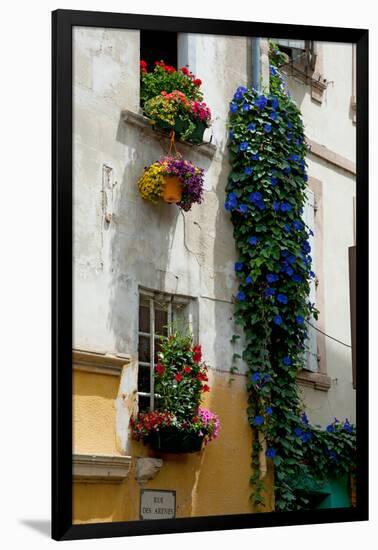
xmin=285 ymin=41 xmax=356 ymax=425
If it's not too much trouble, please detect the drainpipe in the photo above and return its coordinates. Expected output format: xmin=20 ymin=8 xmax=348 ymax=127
xmin=251 ymin=37 xmax=261 ymax=92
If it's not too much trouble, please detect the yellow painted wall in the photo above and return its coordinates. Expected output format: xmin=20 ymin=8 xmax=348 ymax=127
xmin=73 ymin=369 xmax=274 ymax=524
xmin=73 ymin=370 xmax=120 ymax=455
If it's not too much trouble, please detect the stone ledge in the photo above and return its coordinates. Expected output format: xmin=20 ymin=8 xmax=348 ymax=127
xmin=73 ymin=453 xmax=132 ymax=483
xmin=297 ymin=370 xmax=331 ymax=392
xmin=306 ymin=138 xmax=356 ymax=176
xmin=121 ymin=109 xmax=217 ymax=159
xmin=73 ymin=349 xmax=131 ymax=376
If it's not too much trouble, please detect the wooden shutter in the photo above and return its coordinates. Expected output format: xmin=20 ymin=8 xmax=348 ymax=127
xmin=303 ymin=190 xmax=318 ymax=372
xmin=349 ymin=246 xmax=356 ymax=388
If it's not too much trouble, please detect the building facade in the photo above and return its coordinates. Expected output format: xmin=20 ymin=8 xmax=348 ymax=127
xmin=72 ymin=27 xmax=355 ymax=523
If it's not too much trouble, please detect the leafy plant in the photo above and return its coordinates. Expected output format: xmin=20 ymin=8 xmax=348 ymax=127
xmin=131 ymin=330 xmax=220 ymax=446
xmin=226 ymin=43 xmax=356 ymax=511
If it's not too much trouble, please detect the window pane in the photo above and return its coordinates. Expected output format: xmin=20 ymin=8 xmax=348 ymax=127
xmin=138 ymin=395 xmax=150 ymax=413
xmin=155 ymin=308 xmax=168 ymax=336
xmin=138 ymin=335 xmax=150 ymax=363
xmin=139 ymin=304 xmax=150 ymax=333
xmin=154 ymin=337 xmax=164 ymax=364
xmin=138 ymin=365 xmax=151 ymax=393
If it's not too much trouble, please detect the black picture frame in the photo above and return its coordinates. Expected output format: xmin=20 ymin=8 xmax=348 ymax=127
xmin=52 ymin=9 xmax=369 ymax=541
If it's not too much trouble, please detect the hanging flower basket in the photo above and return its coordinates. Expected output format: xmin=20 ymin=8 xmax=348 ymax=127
xmin=137 ymin=154 xmax=205 ymax=211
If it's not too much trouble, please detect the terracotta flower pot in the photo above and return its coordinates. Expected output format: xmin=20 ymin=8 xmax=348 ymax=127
xmin=163 ymin=176 xmax=182 ymax=204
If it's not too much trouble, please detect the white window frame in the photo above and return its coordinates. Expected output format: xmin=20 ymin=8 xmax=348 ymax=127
xmin=137 ymin=289 xmax=193 ymax=411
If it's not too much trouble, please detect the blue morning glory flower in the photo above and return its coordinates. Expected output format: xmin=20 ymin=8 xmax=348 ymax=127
xmin=234 ymin=262 xmax=244 ymax=272
xmin=239 ymin=141 xmax=249 ymax=152
xmin=236 ymin=290 xmax=246 ymax=301
xmin=301 ymin=412 xmax=309 ymax=425
xmin=229 ymin=130 xmax=234 ymax=141
xmin=285 ymin=266 xmax=294 ymax=277
xmin=225 ymin=192 xmax=238 ymax=211
xmin=277 ymin=293 xmax=288 ymax=304
xmin=239 ymin=204 xmax=248 ymax=213
xmin=250 ymin=153 xmax=260 ymax=161
xmin=287 ymin=255 xmax=296 ymax=265
xmin=249 ymin=191 xmax=262 ymax=203
xmin=253 ymin=415 xmax=264 ymax=426
xmin=245 ymin=275 xmax=253 ymax=284
xmin=343 ymin=420 xmax=353 ymax=434
xmin=281 ymin=249 xmax=290 ymax=258
xmin=280 ymin=202 xmax=292 ymax=212
xmin=302 ymin=240 xmax=311 ymax=253
xmin=296 ymin=315 xmax=305 ymax=325
xmin=273 ymin=200 xmax=280 ymax=212
xmin=287 ymin=122 xmax=293 ymax=129
xmin=243 ymin=103 xmax=251 ymax=111
xmin=292 ymin=274 xmax=302 ymax=283
xmin=294 ymin=427 xmax=303 ymax=437
xmin=273 ymin=314 xmax=283 ymax=326
xmin=269 ymin=111 xmax=278 ymax=121
xmin=270 ymin=65 xmax=278 ymax=76
xmin=283 ymin=224 xmax=291 ymax=233
xmin=325 ymin=448 xmax=337 ymax=460
xmin=271 ymin=97 xmax=279 ymax=110
xmin=310 ymin=271 xmax=316 ymax=278
xmin=326 ymin=424 xmax=335 ymax=433
xmin=248 ymin=236 xmax=258 ymax=246
xmin=251 ymin=372 xmax=261 ymax=383
xmin=266 ymin=406 xmax=273 ymax=415
xmin=266 ymin=448 xmax=276 ymax=458
xmin=244 ymin=166 xmax=253 ymax=175
xmin=264 ymin=287 xmax=275 ymax=297
xmin=283 ymin=166 xmax=291 ymax=175
xmin=247 ymin=123 xmax=256 ymax=131
xmin=266 ymin=273 xmax=279 ymax=283
xmin=254 ymin=95 xmax=268 ymax=110
xmin=293 ymin=220 xmax=303 ymax=231
xmin=303 ymin=174 xmax=309 ymax=182
xmin=230 ymin=102 xmax=238 ymax=113
xmin=283 ymin=356 xmax=291 ymax=366
xmin=300 ymin=431 xmax=312 ymax=443
xmin=264 ymin=123 xmax=272 ymax=133
xmin=270 ymin=176 xmax=278 ymax=186
xmin=288 ymin=153 xmax=300 ymax=162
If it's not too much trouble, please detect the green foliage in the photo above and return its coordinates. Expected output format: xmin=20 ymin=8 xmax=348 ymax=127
xmin=226 ymin=51 xmax=356 ymax=511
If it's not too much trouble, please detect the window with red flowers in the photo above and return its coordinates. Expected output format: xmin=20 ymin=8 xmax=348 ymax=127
xmin=138 ymin=289 xmax=196 ymax=412
xmin=140 ymin=30 xmax=178 ymax=78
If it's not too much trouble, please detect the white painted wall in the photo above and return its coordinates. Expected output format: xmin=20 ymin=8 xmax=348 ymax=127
xmin=73 ymin=28 xmax=356 ymax=437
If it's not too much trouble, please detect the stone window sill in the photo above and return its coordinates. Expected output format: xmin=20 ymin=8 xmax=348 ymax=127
xmin=297 ymin=370 xmax=331 ymax=392
xmin=121 ymin=109 xmax=217 ymax=159
xmin=73 ymin=349 xmax=131 ymax=376
xmin=73 ymin=453 xmax=132 ymax=483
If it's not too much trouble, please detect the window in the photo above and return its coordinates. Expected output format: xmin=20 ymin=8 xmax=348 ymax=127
xmin=140 ymin=30 xmax=178 ymax=70
xmin=137 ymin=289 xmax=193 ymax=412
xmin=303 ymin=189 xmax=318 ymax=373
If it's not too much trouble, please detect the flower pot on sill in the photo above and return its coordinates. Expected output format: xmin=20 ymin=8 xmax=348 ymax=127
xmin=174 ymin=118 xmax=207 ymax=144
xmin=162 ymin=176 xmax=182 ymax=204
xmin=148 ymin=427 xmax=204 ymax=453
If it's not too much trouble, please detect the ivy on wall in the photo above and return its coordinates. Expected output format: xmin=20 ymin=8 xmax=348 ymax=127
xmin=226 ymin=43 xmax=356 ymax=511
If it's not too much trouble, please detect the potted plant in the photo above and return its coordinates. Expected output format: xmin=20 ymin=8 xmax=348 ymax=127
xmin=144 ymin=91 xmax=212 ymax=144
xmin=140 ymin=60 xmax=212 ymax=144
xmin=137 ymin=155 xmax=205 ymax=211
xmin=130 ymin=330 xmax=220 ymax=453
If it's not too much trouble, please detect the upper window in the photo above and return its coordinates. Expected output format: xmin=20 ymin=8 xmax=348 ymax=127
xmin=140 ymin=30 xmax=178 ymax=71
xmin=137 ymin=289 xmax=194 ymax=412
xmin=275 ymin=39 xmax=316 ymax=72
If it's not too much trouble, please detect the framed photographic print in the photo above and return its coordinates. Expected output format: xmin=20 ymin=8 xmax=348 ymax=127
xmin=52 ymin=9 xmax=368 ymax=541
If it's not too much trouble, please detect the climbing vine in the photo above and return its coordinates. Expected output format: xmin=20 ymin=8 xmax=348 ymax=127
xmin=226 ymin=42 xmax=356 ymax=511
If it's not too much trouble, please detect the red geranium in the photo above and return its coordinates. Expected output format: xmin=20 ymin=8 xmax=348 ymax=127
xmin=180 ymin=66 xmax=189 ymax=75
xmin=202 ymin=384 xmax=210 ymax=392
xmin=156 ymin=362 xmax=165 ymax=376
xmin=193 ymin=78 xmax=202 ymax=86
xmin=140 ymin=60 xmax=148 ymax=73
xmin=183 ymin=366 xmax=192 ymax=374
xmin=175 ymin=373 xmax=183 ymax=382
xmin=193 ymin=344 xmax=202 ymax=363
